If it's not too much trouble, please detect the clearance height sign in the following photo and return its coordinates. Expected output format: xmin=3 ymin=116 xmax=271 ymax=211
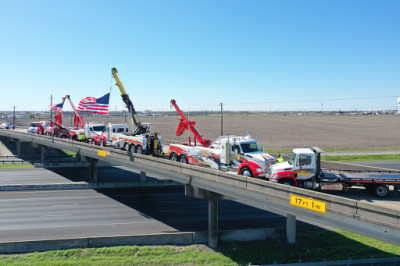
xmin=290 ymin=194 xmax=326 ymax=213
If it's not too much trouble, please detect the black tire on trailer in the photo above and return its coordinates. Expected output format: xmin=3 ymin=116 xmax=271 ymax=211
xmin=372 ymin=184 xmax=389 ymax=198
xmin=278 ymin=178 xmax=295 ymax=186
xmin=136 ymin=145 xmax=143 ymax=154
xmin=169 ymin=153 xmax=178 ymax=161
xmin=239 ymin=167 xmax=253 ymax=177
xmin=178 ymin=155 xmax=188 ymax=164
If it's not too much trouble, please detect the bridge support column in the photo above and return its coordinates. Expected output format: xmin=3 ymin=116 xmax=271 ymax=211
xmin=286 ymin=214 xmax=296 ymax=244
xmin=16 ymin=140 xmax=21 ymax=157
xmin=40 ymin=146 xmax=48 ymax=164
xmin=185 ymin=185 xmax=225 ymax=248
xmin=208 ymin=195 xmax=218 ymax=248
xmin=88 ymin=159 xmax=98 ymax=183
xmin=140 ymin=171 xmax=147 ymax=182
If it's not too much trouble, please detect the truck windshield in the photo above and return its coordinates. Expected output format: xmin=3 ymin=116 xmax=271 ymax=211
xmin=288 ymin=153 xmax=296 ymax=166
xmin=240 ymin=142 xmax=259 ymax=153
xmin=92 ymin=126 xmax=106 ymax=132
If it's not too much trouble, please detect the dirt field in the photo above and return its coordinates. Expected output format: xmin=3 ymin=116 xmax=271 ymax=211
xmin=3 ymin=114 xmax=400 ymax=149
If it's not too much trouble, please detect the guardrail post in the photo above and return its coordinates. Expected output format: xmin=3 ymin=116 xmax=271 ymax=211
xmin=286 ymin=214 xmax=296 ymax=244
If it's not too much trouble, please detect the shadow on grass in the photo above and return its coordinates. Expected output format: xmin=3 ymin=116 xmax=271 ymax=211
xmin=215 ymin=228 xmax=400 ymax=265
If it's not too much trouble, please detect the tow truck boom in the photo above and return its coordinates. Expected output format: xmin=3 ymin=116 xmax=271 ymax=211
xmin=111 ymin=67 xmax=148 ymax=135
xmin=64 ymin=95 xmax=84 ymax=129
xmin=171 ymin=99 xmax=211 ymax=147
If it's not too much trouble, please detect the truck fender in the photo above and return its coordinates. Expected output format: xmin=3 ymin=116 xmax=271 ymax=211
xmin=272 ymin=171 xmax=298 ymax=186
xmin=238 ymin=160 xmax=264 ymax=178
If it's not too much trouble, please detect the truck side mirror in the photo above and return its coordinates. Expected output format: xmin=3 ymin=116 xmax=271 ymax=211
xmin=234 ymin=149 xmax=238 ymax=157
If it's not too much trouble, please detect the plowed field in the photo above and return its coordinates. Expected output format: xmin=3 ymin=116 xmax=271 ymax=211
xmin=7 ymin=114 xmax=400 ymax=149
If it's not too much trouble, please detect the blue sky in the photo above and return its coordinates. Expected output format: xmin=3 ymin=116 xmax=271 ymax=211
xmin=0 ymin=0 xmax=399 ymax=112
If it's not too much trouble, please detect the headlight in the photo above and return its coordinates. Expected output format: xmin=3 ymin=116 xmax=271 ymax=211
xmin=256 ymin=168 xmax=264 ymax=173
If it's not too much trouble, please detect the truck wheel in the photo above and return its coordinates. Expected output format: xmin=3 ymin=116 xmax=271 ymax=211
xmin=278 ymin=178 xmax=295 ymax=186
xmin=136 ymin=146 xmax=143 ymax=154
xmin=373 ymin=184 xmax=389 ymax=198
xmin=124 ymin=143 xmax=130 ymax=151
xmin=179 ymin=155 xmax=188 ymax=164
xmin=240 ymin=167 xmax=253 ymax=177
xmin=130 ymin=145 xmax=136 ymax=154
xmin=169 ymin=153 xmax=178 ymax=161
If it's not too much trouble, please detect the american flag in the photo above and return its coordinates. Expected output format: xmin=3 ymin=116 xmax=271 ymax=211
xmin=77 ymin=93 xmax=110 ymax=114
xmin=49 ymin=102 xmax=64 ymax=112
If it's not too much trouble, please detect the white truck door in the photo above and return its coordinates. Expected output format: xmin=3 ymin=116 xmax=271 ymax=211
xmin=294 ymin=153 xmax=315 ymax=179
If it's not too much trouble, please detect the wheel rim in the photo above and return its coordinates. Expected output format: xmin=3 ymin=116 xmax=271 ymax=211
xmin=180 ymin=157 xmax=187 ymax=163
xmin=137 ymin=146 xmax=143 ymax=154
xmin=242 ymin=169 xmax=252 ymax=177
xmin=130 ymin=145 xmax=135 ymax=153
xmin=376 ymin=186 xmax=388 ymax=197
xmin=171 ymin=155 xmax=177 ymax=161
xmin=125 ymin=143 xmax=129 ymax=150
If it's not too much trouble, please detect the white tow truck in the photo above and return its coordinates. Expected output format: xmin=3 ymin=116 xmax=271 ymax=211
xmin=170 ymin=134 xmax=276 ymax=178
xmin=168 ymin=99 xmax=275 ymax=177
xmin=269 ymin=147 xmax=400 ymax=197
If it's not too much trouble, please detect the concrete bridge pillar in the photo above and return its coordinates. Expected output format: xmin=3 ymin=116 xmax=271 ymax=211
xmin=286 ymin=214 xmax=296 ymax=244
xmin=185 ymin=185 xmax=225 ymax=248
xmin=89 ymin=159 xmax=98 ymax=183
xmin=40 ymin=145 xmax=48 ymax=164
xmin=16 ymin=140 xmax=21 ymax=157
xmin=140 ymin=171 xmax=147 ymax=182
xmin=208 ymin=195 xmax=218 ymax=248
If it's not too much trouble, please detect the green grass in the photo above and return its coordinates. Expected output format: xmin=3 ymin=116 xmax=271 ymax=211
xmin=322 ymin=154 xmax=400 ymax=162
xmin=0 ymin=163 xmax=33 ymax=169
xmin=0 ymin=229 xmax=399 ymax=265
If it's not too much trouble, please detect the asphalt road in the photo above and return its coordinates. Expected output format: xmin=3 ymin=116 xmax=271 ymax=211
xmin=0 ymin=162 xmax=399 ymax=244
xmin=0 ymin=186 xmax=291 ymax=243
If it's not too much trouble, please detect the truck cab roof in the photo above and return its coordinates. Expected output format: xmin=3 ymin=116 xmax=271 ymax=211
xmin=293 ymin=148 xmax=314 ymax=154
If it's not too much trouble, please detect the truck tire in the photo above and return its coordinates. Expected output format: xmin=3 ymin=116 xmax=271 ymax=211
xmin=169 ymin=153 xmax=178 ymax=161
xmin=124 ymin=143 xmax=130 ymax=151
xmin=372 ymin=184 xmax=389 ymax=198
xmin=278 ymin=178 xmax=295 ymax=186
xmin=130 ymin=145 xmax=136 ymax=154
xmin=136 ymin=145 xmax=143 ymax=154
xmin=179 ymin=155 xmax=188 ymax=164
xmin=239 ymin=167 xmax=253 ymax=177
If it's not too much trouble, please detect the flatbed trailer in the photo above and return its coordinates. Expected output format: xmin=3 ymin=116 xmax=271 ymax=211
xmin=269 ymin=147 xmax=400 ymax=197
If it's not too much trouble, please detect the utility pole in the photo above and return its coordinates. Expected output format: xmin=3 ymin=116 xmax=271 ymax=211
xmin=12 ymin=106 xmax=16 ymax=125
xmin=220 ymin=102 xmax=223 ymax=136
xmin=50 ymin=94 xmax=53 ymax=120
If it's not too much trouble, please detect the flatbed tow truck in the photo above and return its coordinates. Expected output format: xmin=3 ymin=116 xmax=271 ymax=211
xmin=269 ymin=147 xmax=400 ymax=197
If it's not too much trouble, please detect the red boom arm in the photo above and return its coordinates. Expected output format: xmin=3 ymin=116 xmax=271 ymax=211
xmin=171 ymin=99 xmax=211 ymax=147
xmin=64 ymin=95 xmax=84 ymax=129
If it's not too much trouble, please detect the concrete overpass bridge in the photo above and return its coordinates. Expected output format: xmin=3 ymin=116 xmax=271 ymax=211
xmin=0 ymin=130 xmax=399 ymax=248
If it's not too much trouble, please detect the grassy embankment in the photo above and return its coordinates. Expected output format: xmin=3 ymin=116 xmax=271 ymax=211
xmin=0 ymin=229 xmax=399 ymax=265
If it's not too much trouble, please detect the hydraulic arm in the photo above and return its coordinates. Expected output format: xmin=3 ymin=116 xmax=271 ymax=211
xmin=64 ymin=95 xmax=84 ymax=129
xmin=171 ymin=99 xmax=211 ymax=147
xmin=111 ymin=67 xmax=148 ymax=135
